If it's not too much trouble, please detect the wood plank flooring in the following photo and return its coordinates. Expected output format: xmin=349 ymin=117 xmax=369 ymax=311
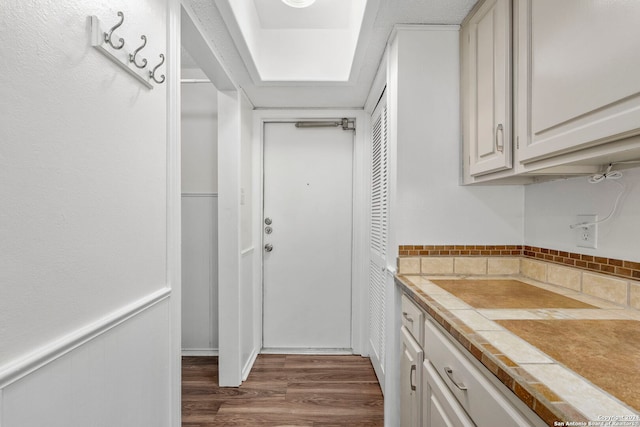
xmin=182 ymin=355 xmax=384 ymax=426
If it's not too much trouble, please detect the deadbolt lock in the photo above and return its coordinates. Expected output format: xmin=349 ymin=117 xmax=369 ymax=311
xmin=265 ymin=226 xmax=273 ymax=234
xmin=265 ymin=217 xmax=272 ymax=225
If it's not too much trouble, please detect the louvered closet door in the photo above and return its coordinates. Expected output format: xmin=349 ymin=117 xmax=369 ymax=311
xmin=369 ymin=92 xmax=388 ymax=385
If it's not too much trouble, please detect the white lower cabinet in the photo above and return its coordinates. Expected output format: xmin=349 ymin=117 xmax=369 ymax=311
xmin=401 ymin=326 xmax=424 ymax=427
xmin=400 ymin=293 xmax=544 ymax=427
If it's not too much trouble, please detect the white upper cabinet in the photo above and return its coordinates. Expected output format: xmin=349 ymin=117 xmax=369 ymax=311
xmin=517 ymin=0 xmax=640 ymax=164
xmin=462 ymin=0 xmax=512 ymax=177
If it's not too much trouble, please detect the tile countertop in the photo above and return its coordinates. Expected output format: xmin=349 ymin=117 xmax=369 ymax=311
xmin=395 ymin=274 xmax=640 ymax=427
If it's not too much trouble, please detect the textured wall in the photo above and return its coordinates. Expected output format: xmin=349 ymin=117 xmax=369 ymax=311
xmin=0 ymin=1 xmax=174 ymax=424
xmin=0 ymin=0 xmax=168 ymax=364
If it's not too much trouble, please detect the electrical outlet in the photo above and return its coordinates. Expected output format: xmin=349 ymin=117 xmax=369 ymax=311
xmin=576 ymin=214 xmax=597 ymax=249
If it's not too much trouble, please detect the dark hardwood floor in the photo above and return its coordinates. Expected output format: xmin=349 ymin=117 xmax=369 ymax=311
xmin=182 ymin=354 xmax=384 ymax=426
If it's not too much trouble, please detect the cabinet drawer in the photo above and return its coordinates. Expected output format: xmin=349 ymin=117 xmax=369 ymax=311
xmin=424 ymin=319 xmax=532 ymax=427
xmin=423 ymin=359 xmax=475 ymax=427
xmin=402 ymin=294 xmax=424 ymax=346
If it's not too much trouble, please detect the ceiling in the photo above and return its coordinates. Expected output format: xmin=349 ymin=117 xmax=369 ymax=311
xmin=182 ymin=0 xmax=478 ymax=108
xmin=225 ymin=0 xmax=367 ymax=82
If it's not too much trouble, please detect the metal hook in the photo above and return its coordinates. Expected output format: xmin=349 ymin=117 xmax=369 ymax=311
xmin=129 ymin=35 xmax=148 ymax=69
xmin=149 ymin=54 xmax=165 ymax=84
xmin=104 ymin=11 xmax=125 ymax=50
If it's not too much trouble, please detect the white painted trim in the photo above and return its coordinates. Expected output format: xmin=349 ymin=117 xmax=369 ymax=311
xmin=167 ymin=1 xmax=182 ymax=426
xmin=181 ymin=349 xmax=219 ymax=357
xmin=252 ymin=109 xmax=368 ymax=356
xmin=364 ymin=54 xmax=387 ymax=114
xmin=240 ymin=247 xmax=255 ymax=256
xmin=241 ymin=349 xmax=259 ymax=381
xmin=369 ymin=339 xmax=385 ymax=392
xmin=0 ymin=287 xmax=171 ymax=389
xmin=0 ymin=388 xmax=3 ymax=427
xmin=218 ymin=90 xmax=243 ymax=387
xmin=389 ymin=24 xmax=461 ymax=46
xmin=180 ymin=3 xmax=236 ymax=91
xmin=261 ymin=348 xmax=354 ymax=355
xmin=181 ymin=193 xmax=219 ymax=197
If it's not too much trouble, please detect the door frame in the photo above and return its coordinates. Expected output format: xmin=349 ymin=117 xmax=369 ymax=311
xmin=252 ymin=110 xmax=369 ymax=355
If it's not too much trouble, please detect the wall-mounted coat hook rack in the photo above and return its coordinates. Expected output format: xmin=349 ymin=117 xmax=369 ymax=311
xmin=90 ymin=12 xmax=165 ymax=90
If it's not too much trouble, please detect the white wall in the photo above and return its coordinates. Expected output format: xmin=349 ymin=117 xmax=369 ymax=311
xmin=389 ymin=27 xmax=524 ymax=250
xmin=181 ymin=195 xmax=218 ymax=353
xmin=180 ymin=69 xmax=219 ymax=354
xmin=0 ymin=0 xmax=177 ymax=425
xmin=525 ymin=166 xmax=640 ymax=262
xmin=181 ymin=69 xmax=218 ymax=193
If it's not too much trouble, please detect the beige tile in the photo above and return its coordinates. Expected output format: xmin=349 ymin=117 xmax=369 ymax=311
xmin=449 ymin=310 xmax=502 ymax=330
xmin=487 ymin=257 xmax=520 ymax=275
xmin=560 ymin=309 xmax=630 ymax=320
xmin=547 ymin=264 xmax=582 ymax=291
xmin=521 ymin=364 xmax=636 ymax=420
xmin=582 ymin=273 xmax=628 ymax=306
xmin=454 ymin=257 xmax=487 ymax=275
xmin=478 ymin=331 xmax=554 ymax=363
xmin=398 ymin=257 xmax=420 ymax=274
xmin=421 ymin=257 xmax=454 ymax=275
xmin=478 ymin=309 xmax=548 ymax=320
xmin=629 ymin=282 xmax=640 ymax=311
xmin=429 ymin=293 xmax=473 ymax=310
xmin=521 ymin=259 xmax=547 ymax=282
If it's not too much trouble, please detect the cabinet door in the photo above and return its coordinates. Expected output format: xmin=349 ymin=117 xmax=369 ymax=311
xmin=517 ymin=0 xmax=640 ymax=163
xmin=401 ymin=326 xmax=424 ymax=427
xmin=463 ymin=0 xmax=512 ymax=176
xmin=422 ymin=361 xmax=475 ymax=427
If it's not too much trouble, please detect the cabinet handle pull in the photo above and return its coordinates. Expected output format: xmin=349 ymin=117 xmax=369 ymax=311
xmin=495 ymin=123 xmax=504 ymax=153
xmin=410 ymin=365 xmax=417 ymax=391
xmin=402 ymin=311 xmax=414 ymax=323
xmin=444 ymin=367 xmax=467 ymax=391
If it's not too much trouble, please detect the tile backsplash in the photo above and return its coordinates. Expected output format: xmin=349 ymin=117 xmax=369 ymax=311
xmin=398 ymin=245 xmax=640 ymax=281
xmin=397 ymin=246 xmax=640 ymax=311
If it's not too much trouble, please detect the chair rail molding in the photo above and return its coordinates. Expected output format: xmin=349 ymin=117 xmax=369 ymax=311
xmin=0 ymin=287 xmax=171 ymax=389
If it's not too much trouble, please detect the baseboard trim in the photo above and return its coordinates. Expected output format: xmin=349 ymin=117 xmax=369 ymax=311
xmin=369 ymin=339 xmax=385 ymax=393
xmin=0 ymin=287 xmax=171 ymax=389
xmin=242 ymin=348 xmax=259 ymax=381
xmin=260 ymin=348 xmax=354 ymax=355
xmin=181 ymin=349 xmax=219 ymax=357
xmin=181 ymin=193 xmax=218 ymax=197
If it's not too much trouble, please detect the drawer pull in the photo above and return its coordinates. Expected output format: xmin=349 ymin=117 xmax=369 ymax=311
xmin=444 ymin=367 xmax=467 ymax=391
xmin=410 ymin=365 xmax=417 ymax=391
xmin=402 ymin=312 xmax=414 ymax=323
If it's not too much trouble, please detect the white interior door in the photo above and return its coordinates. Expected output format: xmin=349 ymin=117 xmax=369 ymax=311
xmin=263 ymin=122 xmax=353 ymax=351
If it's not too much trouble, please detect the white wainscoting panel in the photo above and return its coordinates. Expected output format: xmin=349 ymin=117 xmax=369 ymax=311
xmin=1 ymin=297 xmax=171 ymax=427
xmin=181 ymin=194 xmax=219 ymax=353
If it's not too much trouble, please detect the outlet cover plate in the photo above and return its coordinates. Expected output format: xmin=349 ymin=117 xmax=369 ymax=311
xmin=576 ymin=214 xmax=597 ymax=249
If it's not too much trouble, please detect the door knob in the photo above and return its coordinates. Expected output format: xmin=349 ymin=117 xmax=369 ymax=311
xmin=264 ymin=243 xmax=273 ymax=252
